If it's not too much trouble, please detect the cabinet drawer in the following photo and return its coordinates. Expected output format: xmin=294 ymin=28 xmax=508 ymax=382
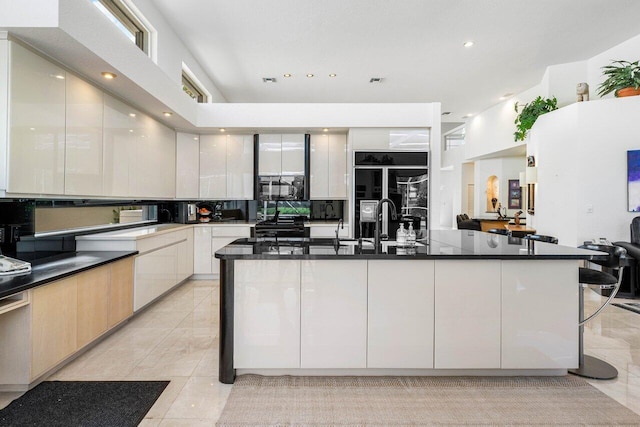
xmin=137 ymin=229 xmax=188 ymax=254
xmin=210 ymin=226 xmax=251 ymax=237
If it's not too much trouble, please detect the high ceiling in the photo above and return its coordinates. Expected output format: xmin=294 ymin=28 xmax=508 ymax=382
xmin=152 ymin=0 xmax=640 ymax=122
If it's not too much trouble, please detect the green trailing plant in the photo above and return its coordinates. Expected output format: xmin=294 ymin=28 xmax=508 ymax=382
xmin=597 ymin=60 xmax=640 ymax=97
xmin=513 ymin=96 xmax=558 ymax=142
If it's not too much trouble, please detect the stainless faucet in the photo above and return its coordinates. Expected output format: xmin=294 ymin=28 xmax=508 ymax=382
xmin=375 ymin=198 xmax=398 ymax=249
xmin=335 ymin=218 xmax=344 ymax=242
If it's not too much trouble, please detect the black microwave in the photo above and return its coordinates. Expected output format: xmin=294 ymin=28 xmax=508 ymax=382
xmin=258 ymin=175 xmax=306 ymax=201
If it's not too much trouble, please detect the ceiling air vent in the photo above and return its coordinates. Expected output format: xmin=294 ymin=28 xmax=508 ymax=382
xmin=369 ymin=77 xmax=383 ymax=83
xmin=262 ymin=77 xmax=277 ymax=83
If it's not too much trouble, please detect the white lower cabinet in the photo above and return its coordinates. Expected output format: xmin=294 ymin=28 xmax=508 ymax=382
xmin=234 ymin=260 xmax=301 ymax=368
xmin=434 ymin=260 xmax=501 ymax=368
xmin=193 ymin=225 xmax=252 ymax=277
xmin=368 ymin=260 xmax=434 ymax=368
xmin=176 ymin=228 xmax=194 ymax=282
xmin=301 ymin=260 xmax=367 ymax=368
xmin=501 ymin=260 xmax=578 ymax=369
xmin=134 ymin=244 xmax=178 ymax=311
xmin=212 ymin=237 xmax=237 ymax=275
xmin=193 ymin=226 xmax=213 ymax=275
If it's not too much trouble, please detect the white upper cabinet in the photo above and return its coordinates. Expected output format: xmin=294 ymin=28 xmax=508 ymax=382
xmin=226 ymin=134 xmax=254 ymax=199
xmin=200 ymin=135 xmax=227 ymax=199
xmin=147 ymin=119 xmax=176 ymax=198
xmin=310 ymin=134 xmax=347 ymax=199
xmin=258 ymin=133 xmax=305 ymax=176
xmin=350 ymin=128 xmax=430 ymax=151
xmin=103 ymin=94 xmax=137 ymax=198
xmin=8 ymin=43 xmax=66 ymax=195
xmin=281 ymin=134 xmax=305 ymax=175
xmin=65 ymin=74 xmax=104 ymax=196
xmin=176 ymin=133 xmax=200 ymax=199
xmin=258 ymin=134 xmax=281 ymax=175
xmin=129 ymin=115 xmax=175 ymax=199
xmin=200 ymin=134 xmax=254 ymax=199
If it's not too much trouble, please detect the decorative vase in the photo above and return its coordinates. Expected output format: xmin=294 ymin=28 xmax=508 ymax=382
xmin=616 ymin=87 xmax=640 ymax=97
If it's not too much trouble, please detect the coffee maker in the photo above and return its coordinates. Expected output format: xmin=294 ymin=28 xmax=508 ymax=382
xmin=176 ymin=203 xmax=198 ymax=223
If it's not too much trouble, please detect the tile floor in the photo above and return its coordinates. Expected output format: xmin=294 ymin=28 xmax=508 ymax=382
xmin=1 ymin=279 xmax=640 ymax=425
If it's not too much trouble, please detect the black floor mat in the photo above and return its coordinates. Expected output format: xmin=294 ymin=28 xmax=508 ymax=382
xmin=612 ymin=302 xmax=640 ymax=315
xmin=0 ymin=381 xmax=169 ymax=427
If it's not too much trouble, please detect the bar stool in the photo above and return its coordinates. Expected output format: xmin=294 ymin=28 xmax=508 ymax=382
xmin=569 ymin=244 xmax=629 ymax=379
xmin=523 ymin=234 xmax=558 ymax=244
xmin=487 ymin=228 xmax=509 ymax=235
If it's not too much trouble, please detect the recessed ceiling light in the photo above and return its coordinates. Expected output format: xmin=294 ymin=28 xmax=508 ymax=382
xmin=29 ymin=127 xmax=35 ymax=131
xmin=329 ymin=73 xmax=337 ymax=77
xmin=219 ymin=128 xmax=226 ymax=132
xmin=306 ymin=74 xmax=314 ymax=78
xmin=193 ymin=137 xmax=198 ymax=141
xmin=163 ymin=112 xmax=173 ymax=117
xmin=129 ymin=113 xmax=136 ymax=117
xmin=323 ymin=128 xmax=329 ymax=132
xmin=461 ymin=113 xmax=474 ymax=119
xmin=54 ymin=74 xmax=65 ymax=80
xmin=369 ymin=77 xmax=383 ymax=83
xmin=283 ymin=73 xmax=292 ymax=78
xmin=262 ymin=77 xmax=277 ymax=83
xmin=129 ymin=129 xmax=133 ymax=133
xmin=442 ymin=112 xmax=452 ymax=116
xmin=101 ymin=71 xmax=117 ymax=79
xmin=499 ymin=93 xmax=514 ymax=101
xmin=463 ymin=41 xmax=475 ymax=48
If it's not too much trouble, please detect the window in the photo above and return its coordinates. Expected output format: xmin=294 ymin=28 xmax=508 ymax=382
xmin=444 ymin=128 xmax=465 ymax=151
xmin=182 ymin=72 xmax=206 ymax=103
xmin=92 ymin=0 xmax=150 ymax=54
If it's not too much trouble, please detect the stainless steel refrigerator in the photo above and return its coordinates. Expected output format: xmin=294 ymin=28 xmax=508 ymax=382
xmin=353 ymin=151 xmax=429 ymax=239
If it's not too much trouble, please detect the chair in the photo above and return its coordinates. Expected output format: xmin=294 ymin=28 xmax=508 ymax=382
xmin=457 ymin=219 xmax=481 ymax=231
xmin=456 ymin=213 xmax=481 ymax=231
xmin=568 ymin=244 xmax=631 ymax=379
xmin=487 ymin=228 xmax=509 ymax=235
xmin=613 ymin=216 xmax=640 ymax=298
xmin=523 ymin=234 xmax=559 ymax=244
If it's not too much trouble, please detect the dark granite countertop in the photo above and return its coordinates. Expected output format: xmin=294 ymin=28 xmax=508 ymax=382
xmin=0 ymin=251 xmax=138 ymax=299
xmin=214 ymin=230 xmax=608 ymax=261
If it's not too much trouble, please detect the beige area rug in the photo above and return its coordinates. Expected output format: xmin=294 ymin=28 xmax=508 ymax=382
xmin=216 ymin=375 xmax=640 ymax=426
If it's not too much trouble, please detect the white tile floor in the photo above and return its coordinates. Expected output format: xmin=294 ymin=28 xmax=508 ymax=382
xmin=1 ymin=279 xmax=640 ymax=424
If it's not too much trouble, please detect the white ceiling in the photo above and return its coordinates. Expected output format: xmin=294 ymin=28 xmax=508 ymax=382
xmin=151 ymin=0 xmax=640 ymax=122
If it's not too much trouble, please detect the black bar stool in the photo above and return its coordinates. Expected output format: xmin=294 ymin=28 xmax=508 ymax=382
xmin=569 ymin=244 xmax=630 ymax=380
xmin=523 ymin=234 xmax=558 ymax=244
xmin=487 ymin=228 xmax=509 ymax=235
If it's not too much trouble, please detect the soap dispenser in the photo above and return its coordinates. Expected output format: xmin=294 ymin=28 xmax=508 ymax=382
xmin=407 ymin=223 xmax=416 ymax=247
xmin=396 ymin=223 xmax=406 ymax=247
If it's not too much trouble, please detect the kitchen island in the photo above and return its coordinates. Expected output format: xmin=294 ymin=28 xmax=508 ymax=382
xmin=214 ymin=230 xmax=607 ymax=384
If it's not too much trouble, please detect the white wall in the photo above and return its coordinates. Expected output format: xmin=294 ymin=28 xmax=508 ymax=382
xmin=529 ymin=97 xmax=640 ymax=245
xmin=129 ymin=0 xmax=226 ymax=103
xmin=474 ymin=157 xmax=525 ymax=218
xmin=197 ymin=103 xmax=438 ymax=129
xmin=588 ymin=34 xmax=640 ymax=100
xmin=465 ymin=84 xmax=538 ymax=160
xmin=0 ymin=0 xmax=59 ymax=27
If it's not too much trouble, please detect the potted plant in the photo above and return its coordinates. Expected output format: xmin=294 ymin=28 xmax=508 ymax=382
xmin=597 ymin=60 xmax=640 ymax=98
xmin=513 ymin=96 xmax=558 ymax=141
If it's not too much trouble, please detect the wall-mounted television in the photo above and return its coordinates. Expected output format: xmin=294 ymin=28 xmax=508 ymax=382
xmin=628 ymin=150 xmax=640 ymax=211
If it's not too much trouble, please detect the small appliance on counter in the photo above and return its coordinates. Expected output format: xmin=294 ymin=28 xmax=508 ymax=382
xmin=197 ymin=203 xmax=214 ymax=223
xmin=176 ymin=203 xmax=198 ymax=224
xmin=257 ymin=175 xmax=306 ymax=201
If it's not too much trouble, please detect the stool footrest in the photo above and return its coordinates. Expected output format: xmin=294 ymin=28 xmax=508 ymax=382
xmin=568 ymin=355 xmax=618 ymax=380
